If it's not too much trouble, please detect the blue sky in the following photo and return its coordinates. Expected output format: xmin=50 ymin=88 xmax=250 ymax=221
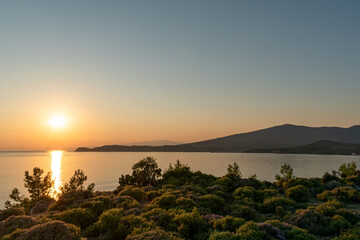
xmin=0 ymin=1 xmax=359 ymax=149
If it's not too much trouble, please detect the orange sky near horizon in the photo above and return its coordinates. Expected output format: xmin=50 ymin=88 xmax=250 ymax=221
xmin=0 ymin=97 xmax=358 ymax=151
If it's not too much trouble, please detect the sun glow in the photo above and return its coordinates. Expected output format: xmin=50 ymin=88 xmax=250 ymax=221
xmin=49 ymin=115 xmax=67 ymax=128
xmin=50 ymin=151 xmax=63 ymax=199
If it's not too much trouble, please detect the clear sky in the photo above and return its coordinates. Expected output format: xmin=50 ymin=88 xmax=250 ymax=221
xmin=0 ymin=1 xmax=359 ymax=150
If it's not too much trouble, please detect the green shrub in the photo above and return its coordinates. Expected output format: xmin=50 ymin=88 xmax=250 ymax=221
xmin=236 ymin=221 xmax=264 ymax=240
xmin=321 ymin=172 xmax=340 ymax=184
xmin=48 ymin=190 xmax=92 ymax=211
xmin=141 ymin=208 xmax=171 ymax=228
xmin=261 ymin=189 xmax=279 ymax=200
xmin=329 ymin=215 xmax=352 ymax=234
xmin=317 ymin=186 xmax=360 ymax=202
xmin=315 ymin=200 xmax=343 ymax=216
xmin=80 ymin=200 xmax=107 ymax=216
xmin=126 ymin=228 xmax=179 ymax=240
xmin=233 ymin=186 xmax=259 ymax=202
xmin=119 ymin=187 xmax=147 ymax=202
xmin=162 ymin=160 xmax=193 ymax=186
xmin=335 ymin=208 xmax=360 ymax=224
xmin=53 ymin=207 xmax=96 ymax=229
xmin=231 ymin=205 xmax=257 ymax=221
xmin=176 ymin=197 xmax=197 ymax=211
xmin=286 ymin=228 xmax=317 ymax=240
xmin=335 ymin=227 xmax=360 ymax=240
xmin=121 ymin=215 xmax=152 ymax=236
xmin=98 ymin=208 xmax=124 ymax=233
xmin=286 ymin=185 xmax=310 ymax=202
xmin=0 ymin=207 xmax=24 ymax=221
xmin=152 ymin=193 xmax=176 ymax=209
xmin=198 ymin=194 xmax=225 ymax=213
xmin=209 ymin=231 xmax=240 ymax=240
xmin=287 ymin=209 xmax=331 ymax=235
xmin=173 ymin=208 xmax=208 ymax=239
xmin=262 ymin=196 xmax=295 ymax=213
xmin=339 ymin=162 xmax=357 ymax=178
xmin=146 ymin=191 xmax=160 ymax=201
xmin=211 ymin=216 xmax=245 ymax=232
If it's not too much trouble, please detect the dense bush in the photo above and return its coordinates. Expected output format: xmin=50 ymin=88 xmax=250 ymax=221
xmin=142 ymin=208 xmax=171 ymax=229
xmin=236 ymin=221 xmax=264 ymax=240
xmin=176 ymin=197 xmax=197 ymax=211
xmin=198 ymin=194 xmax=225 ymax=213
xmin=285 ymin=185 xmax=310 ymax=202
xmin=209 ymin=231 xmax=240 ymax=240
xmin=0 ymin=208 xmax=24 ymax=221
xmin=317 ymin=186 xmax=360 ymax=202
xmin=262 ymin=196 xmax=295 ymax=213
xmin=233 ymin=186 xmax=260 ymax=202
xmin=152 ymin=193 xmax=176 ymax=209
xmin=211 ymin=215 xmax=245 ymax=232
xmin=52 ymin=207 xmax=96 ymax=229
xmin=172 ymin=208 xmax=208 ymax=239
xmin=119 ymin=187 xmax=147 ymax=202
xmin=287 ymin=209 xmax=331 ymax=235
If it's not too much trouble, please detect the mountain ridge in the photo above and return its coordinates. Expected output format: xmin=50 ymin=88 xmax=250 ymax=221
xmin=75 ymin=124 xmax=360 ymax=153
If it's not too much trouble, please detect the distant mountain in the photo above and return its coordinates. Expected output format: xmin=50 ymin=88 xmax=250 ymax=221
xmin=246 ymin=140 xmax=360 ymax=155
xmin=75 ymin=124 xmax=360 ymax=153
xmin=177 ymin=124 xmax=360 ymax=151
xmin=124 ymin=140 xmax=182 ymax=146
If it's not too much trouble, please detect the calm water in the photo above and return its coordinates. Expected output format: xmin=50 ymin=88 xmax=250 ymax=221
xmin=0 ymin=151 xmax=359 ymax=206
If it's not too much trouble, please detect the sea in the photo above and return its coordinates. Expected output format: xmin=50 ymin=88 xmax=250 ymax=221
xmin=0 ymin=151 xmax=359 ymax=206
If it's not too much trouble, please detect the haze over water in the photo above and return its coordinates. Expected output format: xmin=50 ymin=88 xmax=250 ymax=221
xmin=1 ymin=151 xmax=359 ymax=206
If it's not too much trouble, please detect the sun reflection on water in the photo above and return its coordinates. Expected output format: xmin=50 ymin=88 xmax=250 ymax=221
xmin=50 ymin=151 xmax=63 ymax=199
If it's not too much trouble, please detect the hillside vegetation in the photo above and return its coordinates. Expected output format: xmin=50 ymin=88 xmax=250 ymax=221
xmin=1 ymin=157 xmax=360 ymax=239
xmin=247 ymin=141 xmax=360 ymax=155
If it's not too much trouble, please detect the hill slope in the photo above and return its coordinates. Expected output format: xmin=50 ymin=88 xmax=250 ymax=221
xmin=75 ymin=124 xmax=360 ymax=152
xmin=246 ymin=140 xmax=360 ymax=155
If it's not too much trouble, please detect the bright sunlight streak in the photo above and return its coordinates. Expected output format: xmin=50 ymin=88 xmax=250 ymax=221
xmin=50 ymin=151 xmax=63 ymax=199
xmin=49 ymin=115 xmax=67 ymax=128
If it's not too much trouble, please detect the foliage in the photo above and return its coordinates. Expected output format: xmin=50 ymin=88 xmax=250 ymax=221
xmin=276 ymin=163 xmax=295 ymax=182
xmin=317 ymin=186 xmax=360 ymax=202
xmin=52 ymin=207 xmax=96 ymax=229
xmin=119 ymin=187 xmax=147 ymax=202
xmin=262 ymin=196 xmax=295 ymax=213
xmin=227 ymin=162 xmax=242 ymax=178
xmin=338 ymin=162 xmax=357 ymax=178
xmin=162 ymin=160 xmax=193 ymax=186
xmin=172 ymin=208 xmax=208 ymax=240
xmin=24 ymin=167 xmax=54 ymax=201
xmin=0 ymin=207 xmax=24 ymax=221
xmin=336 ymin=227 xmax=360 ymax=240
xmin=198 ymin=194 xmax=225 ymax=213
xmin=287 ymin=209 xmax=331 ymax=235
xmin=285 ymin=185 xmax=310 ymax=202
xmin=236 ymin=221 xmax=264 ymax=240
xmin=152 ymin=193 xmax=176 ymax=210
xmin=132 ymin=157 xmax=162 ymax=186
xmin=211 ymin=216 xmax=245 ymax=232
xmin=60 ymin=169 xmax=95 ymax=194
xmin=209 ymin=231 xmax=240 ymax=240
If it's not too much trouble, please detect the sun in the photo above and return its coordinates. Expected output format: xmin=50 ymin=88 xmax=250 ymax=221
xmin=49 ymin=115 xmax=67 ymax=128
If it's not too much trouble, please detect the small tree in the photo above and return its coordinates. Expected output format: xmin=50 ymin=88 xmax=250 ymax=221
xmin=132 ymin=157 xmax=162 ymax=186
xmin=275 ymin=163 xmax=294 ymax=183
xmin=227 ymin=162 xmax=242 ymax=178
xmin=24 ymin=167 xmax=54 ymax=201
xmin=339 ymin=162 xmax=357 ymax=178
xmin=61 ymin=169 xmax=95 ymax=194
